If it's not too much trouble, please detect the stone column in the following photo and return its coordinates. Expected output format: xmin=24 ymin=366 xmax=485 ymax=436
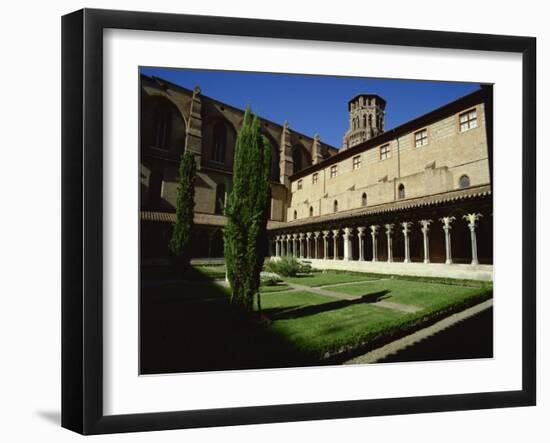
xmin=384 ymin=224 xmax=394 ymax=263
xmin=332 ymin=229 xmax=340 ymax=259
xmin=292 ymin=234 xmax=298 ymax=258
xmin=370 ymin=225 xmax=379 ymax=262
xmin=463 ymin=213 xmax=483 ymax=265
xmin=401 ymin=221 xmax=412 ymax=263
xmin=419 ymin=220 xmax=432 ymax=263
xmin=313 ymin=231 xmax=320 ymax=259
xmin=440 ymin=216 xmax=456 ymax=265
xmin=343 ymin=227 xmax=354 ymax=261
xmin=306 ymin=232 xmax=312 ymax=258
xmin=274 ymin=236 xmax=279 ymax=257
xmin=323 ymin=231 xmax=330 ymax=260
xmin=357 ymin=227 xmax=366 ymax=261
xmin=299 ymin=233 xmax=305 ymax=258
xmin=286 ymin=234 xmax=292 ymax=256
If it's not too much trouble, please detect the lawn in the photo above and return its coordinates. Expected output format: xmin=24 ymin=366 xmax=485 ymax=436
xmin=327 ymin=278 xmax=492 ymax=309
xmin=141 ymin=270 xmax=493 ymax=373
xmin=283 ymin=272 xmax=378 ymax=287
xmin=259 ymin=279 xmax=492 ymax=362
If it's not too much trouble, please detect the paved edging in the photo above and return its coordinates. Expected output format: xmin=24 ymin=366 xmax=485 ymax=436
xmin=343 ymin=298 xmax=494 ymax=364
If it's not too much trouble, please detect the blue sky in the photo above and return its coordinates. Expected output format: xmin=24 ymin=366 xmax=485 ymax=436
xmin=141 ymin=67 xmax=481 ymax=148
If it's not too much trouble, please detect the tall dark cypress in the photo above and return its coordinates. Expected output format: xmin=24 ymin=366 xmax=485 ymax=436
xmin=224 ymin=107 xmax=271 ymax=313
xmin=169 ymin=151 xmax=197 ymax=272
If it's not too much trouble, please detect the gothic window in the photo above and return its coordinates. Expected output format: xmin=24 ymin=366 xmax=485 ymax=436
xmin=212 ymin=121 xmax=227 ymax=163
xmin=459 ymin=109 xmax=478 ymax=132
xmin=368 ymin=114 xmax=373 ymax=128
xmin=297 ymin=179 xmax=303 ymax=190
xmin=415 ymin=129 xmax=428 ymax=147
xmin=459 ymin=174 xmax=471 ymax=189
xmin=312 ymin=173 xmax=318 ymax=185
xmin=292 ymin=146 xmax=312 ymax=174
xmin=214 ymin=183 xmax=226 ymax=214
xmin=148 ymin=171 xmax=163 ymax=207
xmin=330 ymin=165 xmax=338 ymax=178
xmin=333 ymin=200 xmax=338 ymax=213
xmin=380 ymin=144 xmax=390 ymax=160
xmin=309 ymin=206 xmax=314 ymax=217
xmin=154 ymin=102 xmax=172 ymax=150
xmin=293 ymin=210 xmax=297 ymax=220
xmin=362 ymin=114 xmax=367 ymax=128
xmin=398 ymin=183 xmax=405 ymax=199
xmin=362 ymin=192 xmax=367 ymax=207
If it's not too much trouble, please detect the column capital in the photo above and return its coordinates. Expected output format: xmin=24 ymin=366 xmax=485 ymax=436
xmin=463 ymin=213 xmax=483 ymax=229
xmin=323 ymin=230 xmax=331 ymax=237
xmin=357 ymin=226 xmax=366 ymax=235
xmin=440 ymin=216 xmax=456 ymax=230
xmin=419 ymin=219 xmax=433 ymax=232
xmin=370 ymin=225 xmax=380 ymax=235
xmin=401 ymin=221 xmax=412 ymax=234
xmin=306 ymin=232 xmax=313 ymax=239
xmin=343 ymin=227 xmax=353 ymax=236
xmin=332 ymin=229 xmax=340 ymax=237
xmin=314 ymin=231 xmax=321 ymax=238
xmin=299 ymin=233 xmax=305 ymax=239
xmin=384 ymin=223 xmax=394 ymax=235
xmin=293 ymin=233 xmax=299 ymax=239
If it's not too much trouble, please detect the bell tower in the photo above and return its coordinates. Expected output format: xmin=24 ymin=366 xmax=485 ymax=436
xmin=342 ymin=94 xmax=386 ymax=150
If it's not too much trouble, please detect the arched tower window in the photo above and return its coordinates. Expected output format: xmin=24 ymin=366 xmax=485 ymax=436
xmin=214 ymin=183 xmax=226 ymax=214
xmin=154 ymin=102 xmax=172 ymax=150
xmin=333 ymin=200 xmax=338 ymax=213
xmin=212 ymin=122 xmax=227 ymax=163
xmin=309 ymin=206 xmax=314 ymax=217
xmin=459 ymin=174 xmax=471 ymax=189
xmin=368 ymin=114 xmax=373 ymax=128
xmin=398 ymin=184 xmax=405 ymax=199
xmin=362 ymin=192 xmax=367 ymax=207
xmin=362 ymin=114 xmax=367 ymax=129
xmin=293 ymin=210 xmax=297 ymax=220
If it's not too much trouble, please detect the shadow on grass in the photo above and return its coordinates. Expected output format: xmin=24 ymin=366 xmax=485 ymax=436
xmin=140 ymin=277 xmax=317 ymax=374
xmin=265 ymin=290 xmax=391 ymax=320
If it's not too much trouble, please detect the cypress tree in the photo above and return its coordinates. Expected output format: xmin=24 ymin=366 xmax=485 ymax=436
xmin=224 ymin=107 xmax=271 ymax=313
xmin=169 ymin=150 xmax=197 ymax=272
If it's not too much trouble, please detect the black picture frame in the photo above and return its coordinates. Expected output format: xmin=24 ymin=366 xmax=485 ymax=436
xmin=62 ymin=8 xmax=536 ymax=435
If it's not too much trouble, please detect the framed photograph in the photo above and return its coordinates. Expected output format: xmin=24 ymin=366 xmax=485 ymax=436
xmin=62 ymin=8 xmax=536 ymax=435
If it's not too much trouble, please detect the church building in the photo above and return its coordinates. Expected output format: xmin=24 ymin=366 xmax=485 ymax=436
xmin=140 ymin=74 xmax=493 ymax=280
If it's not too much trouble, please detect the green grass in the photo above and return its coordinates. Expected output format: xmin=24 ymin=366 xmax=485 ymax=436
xmin=141 ymin=270 xmax=493 ymax=373
xmin=259 ymin=278 xmax=492 ymax=361
xmin=283 ymin=272 xmax=378 ymax=287
xmin=327 ymin=279 xmax=492 ymax=309
xmin=260 ymin=283 xmax=291 ymax=293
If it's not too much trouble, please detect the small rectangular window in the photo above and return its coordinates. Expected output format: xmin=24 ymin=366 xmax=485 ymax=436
xmin=352 ymin=155 xmax=361 ymax=170
xmin=312 ymin=173 xmax=318 ymax=185
xmin=330 ymin=165 xmax=338 ymax=178
xmin=459 ymin=109 xmax=478 ymax=132
xmin=414 ymin=129 xmax=428 ymax=147
xmin=297 ymin=179 xmax=303 ymax=190
xmin=380 ymin=144 xmax=390 ymax=160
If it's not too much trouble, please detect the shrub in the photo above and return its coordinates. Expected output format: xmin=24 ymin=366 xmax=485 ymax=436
xmin=264 ymin=256 xmax=312 ymax=277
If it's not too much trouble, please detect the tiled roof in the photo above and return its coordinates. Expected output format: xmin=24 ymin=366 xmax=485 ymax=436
xmin=267 ymin=185 xmax=492 ymax=231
